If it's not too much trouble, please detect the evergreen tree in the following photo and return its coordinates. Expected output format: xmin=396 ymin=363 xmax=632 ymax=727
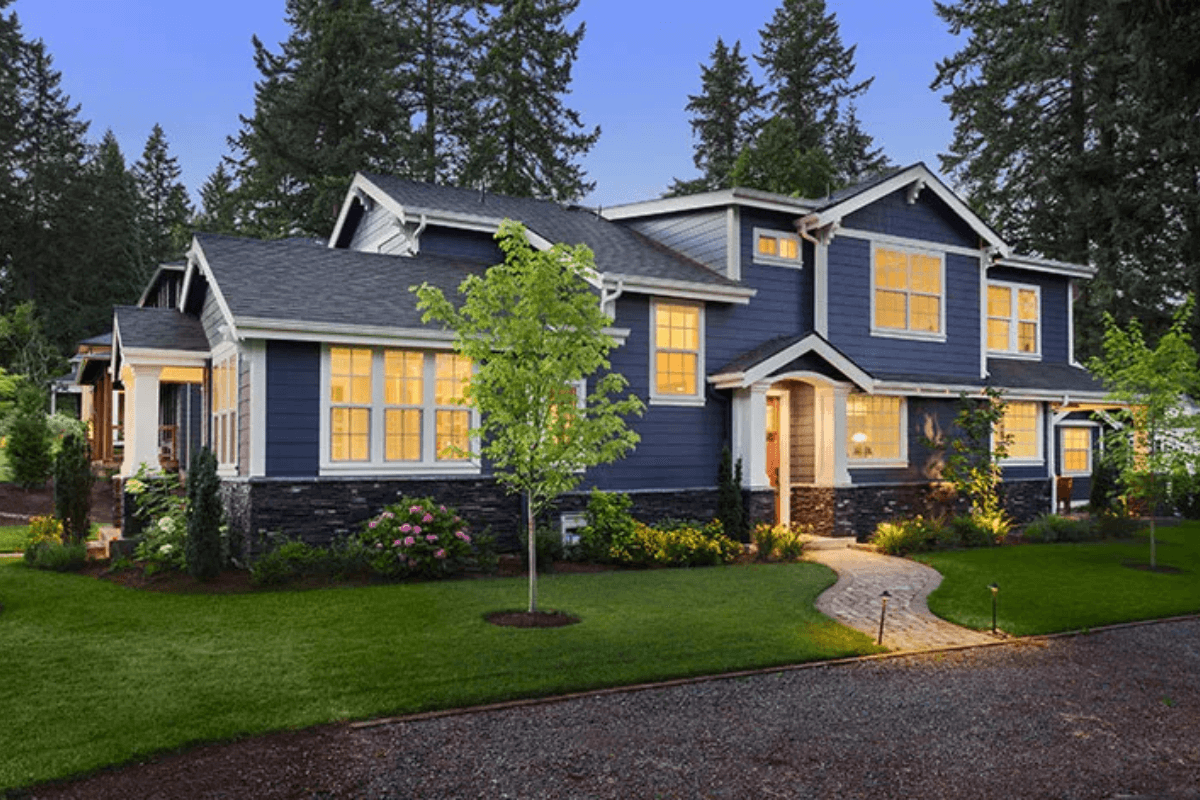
xmin=0 ymin=0 xmax=23 ymax=263
xmin=53 ymin=428 xmax=92 ymax=544
xmin=229 ymin=0 xmax=409 ymax=237
xmin=7 ymin=384 xmax=50 ymax=490
xmin=133 ymin=123 xmax=192 ymax=265
xmin=186 ymin=446 xmax=224 ymax=581
xmin=729 ymin=116 xmax=836 ymax=197
xmin=464 ymin=0 xmax=599 ymax=201
xmin=933 ymin=0 xmax=1200 ymax=358
xmin=194 ymin=162 xmax=240 ymax=236
xmin=751 ymin=0 xmax=888 ymax=191
xmin=386 ymin=0 xmax=482 ymax=184
xmin=668 ymin=38 xmax=764 ymax=196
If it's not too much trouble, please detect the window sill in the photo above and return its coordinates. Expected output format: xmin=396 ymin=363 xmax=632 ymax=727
xmin=649 ymin=394 xmax=706 ymax=408
xmin=319 ymin=462 xmax=482 ymax=477
xmin=1000 ymin=458 xmax=1044 ymax=467
xmin=1061 ymin=469 xmax=1091 ymax=478
xmin=848 ymin=460 xmax=908 ymax=469
xmin=870 ymin=327 xmax=946 ymax=344
xmin=988 ymin=350 xmax=1041 ymax=361
xmin=753 ymin=256 xmax=804 ymax=269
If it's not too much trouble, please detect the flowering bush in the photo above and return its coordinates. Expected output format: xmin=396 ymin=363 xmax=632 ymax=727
xmin=358 ymin=497 xmax=474 ymax=579
xmin=126 ymin=466 xmax=188 ymax=572
xmin=753 ymin=522 xmax=812 ymax=561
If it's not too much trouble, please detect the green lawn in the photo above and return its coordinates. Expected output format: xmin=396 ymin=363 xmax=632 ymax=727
xmin=917 ymin=523 xmax=1200 ymax=636
xmin=0 ymin=560 xmax=878 ymax=791
xmin=0 ymin=525 xmax=27 ymax=553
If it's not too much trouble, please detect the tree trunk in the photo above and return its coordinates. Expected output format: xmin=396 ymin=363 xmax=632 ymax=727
xmin=526 ymin=492 xmax=538 ymax=613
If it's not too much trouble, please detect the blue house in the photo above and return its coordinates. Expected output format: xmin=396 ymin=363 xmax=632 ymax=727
xmin=87 ymin=163 xmax=1111 ymax=547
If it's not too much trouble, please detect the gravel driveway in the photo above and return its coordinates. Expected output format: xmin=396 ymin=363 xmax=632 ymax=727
xmin=27 ymin=618 xmax=1200 ymax=799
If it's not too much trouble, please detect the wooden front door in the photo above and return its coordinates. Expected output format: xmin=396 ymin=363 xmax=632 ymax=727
xmin=766 ymin=395 xmax=781 ymax=522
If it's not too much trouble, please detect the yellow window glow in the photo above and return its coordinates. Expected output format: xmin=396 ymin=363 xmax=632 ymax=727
xmin=996 ymin=402 xmax=1039 ymax=459
xmin=654 ymin=302 xmax=700 ymax=396
xmin=874 ymin=248 xmax=942 ymax=334
xmin=1062 ymin=428 xmax=1090 ymax=473
xmin=385 ymin=408 xmax=421 ymax=461
xmin=436 ymin=410 xmax=470 ymax=460
xmin=846 ymin=395 xmax=902 ymax=460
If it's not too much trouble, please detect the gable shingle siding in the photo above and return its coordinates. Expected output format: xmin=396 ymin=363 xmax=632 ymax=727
xmin=842 ymin=188 xmax=979 ymax=249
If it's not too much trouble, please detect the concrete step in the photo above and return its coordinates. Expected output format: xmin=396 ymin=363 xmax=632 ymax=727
xmin=806 ymin=536 xmax=854 ymax=551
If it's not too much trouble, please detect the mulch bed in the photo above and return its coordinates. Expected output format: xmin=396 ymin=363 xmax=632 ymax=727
xmin=485 ymin=609 xmax=582 ymax=627
xmin=0 ymin=479 xmax=114 ymax=524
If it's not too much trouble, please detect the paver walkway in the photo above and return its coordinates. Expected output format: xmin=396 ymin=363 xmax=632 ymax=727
xmin=806 ymin=537 xmax=998 ymax=650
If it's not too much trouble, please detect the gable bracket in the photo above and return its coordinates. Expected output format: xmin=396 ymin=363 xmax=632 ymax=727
xmin=382 ymin=212 xmax=427 ymax=256
xmin=906 ymin=179 xmax=926 ymax=205
xmin=352 ymin=186 xmax=375 ymax=212
xmin=798 ymin=215 xmax=840 ymax=246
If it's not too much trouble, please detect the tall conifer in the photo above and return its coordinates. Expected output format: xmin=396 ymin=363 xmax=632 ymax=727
xmin=134 ymin=124 xmax=192 ymax=265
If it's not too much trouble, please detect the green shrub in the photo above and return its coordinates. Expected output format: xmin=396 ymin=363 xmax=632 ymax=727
xmin=250 ymin=539 xmax=328 ymax=586
xmin=870 ymin=516 xmax=948 ymax=556
xmin=1094 ymin=510 xmax=1141 ymax=539
xmin=127 ymin=467 xmax=188 ymax=572
xmin=53 ymin=429 xmax=93 ymax=544
xmin=23 ymin=537 xmax=87 ymax=571
xmin=186 ymin=448 xmax=224 ymax=580
xmin=776 ymin=525 xmax=811 ymax=560
xmin=1022 ymin=513 xmax=1100 ymax=543
xmin=7 ymin=386 xmax=51 ymax=489
xmin=23 ymin=515 xmax=64 ymax=558
xmin=1090 ymin=450 xmax=1126 ymax=514
xmin=357 ymin=497 xmax=475 ymax=580
xmin=519 ymin=524 xmax=562 ymax=573
xmin=578 ymin=489 xmax=636 ymax=563
xmin=607 ymin=519 xmax=740 ymax=568
xmin=1168 ymin=469 xmax=1200 ymax=519
xmin=716 ymin=447 xmax=748 ymax=542
xmin=752 ymin=522 xmax=783 ymax=561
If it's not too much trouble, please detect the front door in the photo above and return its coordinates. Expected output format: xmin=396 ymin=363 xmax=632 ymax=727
xmin=766 ymin=395 xmax=781 ymax=522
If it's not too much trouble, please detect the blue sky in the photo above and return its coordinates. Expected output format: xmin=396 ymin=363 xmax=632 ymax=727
xmin=12 ymin=0 xmax=963 ymax=209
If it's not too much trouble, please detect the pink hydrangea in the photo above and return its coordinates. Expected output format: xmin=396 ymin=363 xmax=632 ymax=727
xmin=413 ymin=525 xmax=422 ymax=535
xmin=383 ymin=511 xmax=395 ymax=520
xmin=434 ymin=549 xmax=446 ymax=559
xmin=368 ymin=520 xmax=378 ymax=529
xmin=422 ymin=513 xmax=434 ymax=523
xmin=399 ymin=523 xmax=412 ymax=533
xmin=439 ymin=505 xmax=447 ymax=512
xmin=403 ymin=536 xmax=415 ymax=546
xmin=455 ymin=531 xmax=471 ymax=542
xmin=409 ymin=505 xmax=423 ymax=514
xmin=426 ymin=534 xmax=438 ymax=542
xmin=393 ymin=539 xmax=402 ymax=547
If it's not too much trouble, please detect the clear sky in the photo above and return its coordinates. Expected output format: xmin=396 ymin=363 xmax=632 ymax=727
xmin=11 ymin=0 xmax=964 ymax=210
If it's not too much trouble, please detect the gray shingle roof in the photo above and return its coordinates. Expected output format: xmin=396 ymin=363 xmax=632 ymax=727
xmin=986 ymin=359 xmax=1106 ymax=395
xmin=196 ymin=233 xmax=490 ymax=330
xmin=114 ymin=306 xmax=209 ymax=352
xmin=360 ymin=173 xmax=743 ymax=290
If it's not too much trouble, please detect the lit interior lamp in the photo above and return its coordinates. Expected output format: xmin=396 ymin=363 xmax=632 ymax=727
xmin=852 ymin=431 xmax=869 ymax=458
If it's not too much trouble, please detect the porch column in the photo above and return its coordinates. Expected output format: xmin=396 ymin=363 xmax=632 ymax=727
xmin=121 ymin=364 xmax=162 ymax=477
xmin=732 ymin=382 xmax=772 ymax=490
xmin=832 ymin=383 xmax=852 ymax=487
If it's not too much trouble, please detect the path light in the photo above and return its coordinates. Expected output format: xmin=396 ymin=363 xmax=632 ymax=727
xmin=877 ymin=590 xmax=891 ymax=645
xmin=989 ymin=582 xmax=999 ymax=634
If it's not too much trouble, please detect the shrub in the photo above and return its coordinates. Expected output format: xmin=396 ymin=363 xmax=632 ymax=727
xmin=1168 ymin=469 xmax=1200 ymax=519
xmin=1090 ymin=451 xmax=1126 ymax=514
xmin=752 ymin=522 xmax=783 ymax=561
xmin=358 ymin=497 xmax=474 ymax=580
xmin=870 ymin=516 xmax=948 ymax=556
xmin=7 ymin=387 xmax=51 ymax=490
xmin=607 ymin=519 xmax=740 ymax=568
xmin=23 ymin=540 xmax=87 ymax=571
xmin=519 ymin=524 xmax=562 ymax=573
xmin=127 ymin=467 xmax=188 ymax=572
xmin=1022 ymin=513 xmax=1099 ymax=543
xmin=186 ymin=448 xmax=224 ymax=581
xmin=53 ymin=429 xmax=93 ymax=544
xmin=776 ymin=525 xmax=811 ymax=560
xmin=578 ymin=489 xmax=636 ymax=563
xmin=23 ymin=515 xmax=64 ymax=558
xmin=250 ymin=538 xmax=329 ymax=586
xmin=716 ymin=447 xmax=748 ymax=542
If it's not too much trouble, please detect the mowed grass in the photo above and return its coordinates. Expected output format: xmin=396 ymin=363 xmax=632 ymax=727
xmin=0 ymin=525 xmax=27 ymax=552
xmin=917 ymin=523 xmax=1200 ymax=636
xmin=0 ymin=560 xmax=878 ymax=791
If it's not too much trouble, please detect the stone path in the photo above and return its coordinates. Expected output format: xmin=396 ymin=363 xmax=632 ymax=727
xmin=806 ymin=537 xmax=999 ymax=650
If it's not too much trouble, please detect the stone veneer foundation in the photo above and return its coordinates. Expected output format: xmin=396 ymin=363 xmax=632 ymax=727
xmin=790 ymin=479 xmax=1052 ymax=541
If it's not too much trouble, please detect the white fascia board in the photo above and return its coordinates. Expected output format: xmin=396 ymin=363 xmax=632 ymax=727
xmin=235 ymin=317 xmax=458 ymax=347
xmin=709 ymin=334 xmax=874 ymax=392
xmin=606 ymin=274 xmax=755 ymax=305
xmin=993 ymin=255 xmax=1096 ymax=280
xmin=189 ymin=242 xmax=240 ymax=341
xmin=328 ymin=173 xmax=373 ymax=246
xmin=602 ymin=187 xmax=815 ymax=220
xmin=799 ymin=164 xmax=1009 ymax=256
xmin=120 ymin=347 xmax=210 ymax=368
xmin=871 ymin=378 xmax=1113 ymax=404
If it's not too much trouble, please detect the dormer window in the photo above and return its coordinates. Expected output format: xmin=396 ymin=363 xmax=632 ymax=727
xmin=754 ymin=229 xmax=802 ymax=267
xmin=987 ymin=282 xmax=1040 ymax=357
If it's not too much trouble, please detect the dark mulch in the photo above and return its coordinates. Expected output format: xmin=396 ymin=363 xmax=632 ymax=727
xmin=0 ymin=479 xmax=114 ymax=524
xmin=485 ymin=609 xmax=582 ymax=627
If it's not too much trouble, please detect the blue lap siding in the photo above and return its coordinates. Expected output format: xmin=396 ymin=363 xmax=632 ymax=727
xmin=842 ymin=189 xmax=980 ymax=249
xmin=265 ymin=340 xmax=321 ymax=477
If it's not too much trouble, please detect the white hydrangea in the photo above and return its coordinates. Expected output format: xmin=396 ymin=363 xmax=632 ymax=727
xmin=158 ymin=516 xmax=175 ymax=533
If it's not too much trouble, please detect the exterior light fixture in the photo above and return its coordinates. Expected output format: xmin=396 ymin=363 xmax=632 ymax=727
xmin=989 ymin=582 xmax=999 ymax=634
xmin=877 ymin=590 xmax=891 ymax=645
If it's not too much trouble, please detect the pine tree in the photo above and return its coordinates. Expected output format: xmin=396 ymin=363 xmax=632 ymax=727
xmin=195 ymin=162 xmax=240 ymax=236
xmin=229 ymin=0 xmax=409 ymax=237
xmin=729 ymin=116 xmax=836 ymax=197
xmin=933 ymin=0 xmax=1200 ymax=359
xmin=464 ymin=0 xmax=599 ymax=201
xmin=668 ymin=39 xmax=764 ymax=196
xmin=54 ymin=428 xmax=93 ymax=544
xmin=386 ymin=0 xmax=481 ymax=184
xmin=134 ymin=123 xmax=192 ymax=265
xmin=7 ymin=384 xmax=50 ymax=490
xmin=186 ymin=446 xmax=224 ymax=581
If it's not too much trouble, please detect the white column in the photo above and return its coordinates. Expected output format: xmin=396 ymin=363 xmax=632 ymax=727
xmin=121 ymin=364 xmax=162 ymax=477
xmin=732 ymin=383 xmax=772 ymax=489
xmin=832 ymin=383 xmax=851 ymax=487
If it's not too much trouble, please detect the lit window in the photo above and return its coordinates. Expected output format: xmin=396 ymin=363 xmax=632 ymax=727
xmin=1061 ymin=428 xmax=1091 ymax=475
xmin=988 ymin=282 xmax=1039 ymax=356
xmin=754 ymin=229 xmax=801 ymax=265
xmin=330 ymin=346 xmax=372 ymax=461
xmin=652 ymin=300 xmax=702 ymax=401
xmin=212 ymin=352 xmax=238 ymax=467
xmin=846 ymin=395 xmax=904 ymax=462
xmin=435 ymin=353 xmax=471 ymax=460
xmin=384 ymin=350 xmax=422 ymax=461
xmin=873 ymin=246 xmax=943 ymax=337
xmin=995 ymin=401 xmax=1040 ymax=461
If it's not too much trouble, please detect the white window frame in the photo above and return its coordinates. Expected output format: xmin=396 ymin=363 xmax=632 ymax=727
xmin=649 ymin=299 xmax=705 ymax=407
xmin=994 ymin=401 xmax=1044 ymax=465
xmin=1059 ymin=425 xmax=1093 ymax=476
xmin=845 ymin=394 xmax=908 ymax=468
xmin=211 ymin=344 xmax=239 ymax=476
xmin=987 ymin=280 xmax=1041 ymax=359
xmin=319 ymin=346 xmax=480 ymax=476
xmin=752 ymin=227 xmax=803 ymax=268
xmin=870 ymin=242 xmax=947 ymax=342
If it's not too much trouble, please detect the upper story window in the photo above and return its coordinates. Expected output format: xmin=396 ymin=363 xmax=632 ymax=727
xmin=846 ymin=394 xmax=906 ymax=465
xmin=324 ymin=346 xmax=476 ymax=472
xmin=651 ymin=300 xmax=704 ymax=406
xmin=994 ymin=400 xmax=1042 ymax=462
xmin=872 ymin=245 xmax=945 ymax=340
xmin=987 ymin=282 xmax=1040 ymax=357
xmin=753 ymin=228 xmax=802 ymax=267
xmin=212 ymin=351 xmax=238 ymax=469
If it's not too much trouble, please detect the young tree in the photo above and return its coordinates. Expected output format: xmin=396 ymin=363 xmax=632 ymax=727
xmin=463 ymin=0 xmax=599 ymax=201
xmin=53 ymin=428 xmax=92 ymax=544
xmin=1089 ymin=299 xmax=1200 ymax=568
xmin=414 ymin=221 xmax=643 ymax=613
xmin=134 ymin=123 xmax=192 ymax=265
xmin=939 ymin=386 xmax=1012 ymax=537
xmin=186 ymin=446 xmax=225 ymax=580
xmin=668 ymin=38 xmax=764 ymax=196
